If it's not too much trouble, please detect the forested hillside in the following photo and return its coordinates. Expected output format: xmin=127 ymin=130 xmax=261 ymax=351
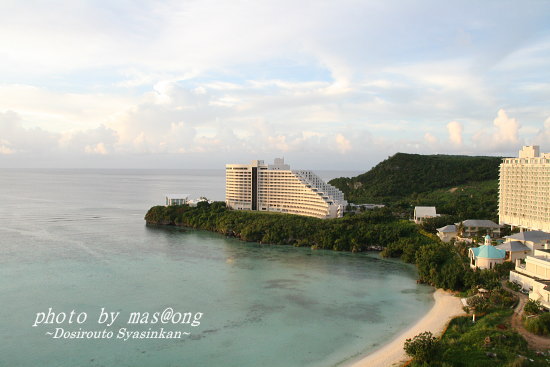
xmin=145 ymin=202 xmax=428 ymax=252
xmin=329 ymin=153 xmax=502 ymax=220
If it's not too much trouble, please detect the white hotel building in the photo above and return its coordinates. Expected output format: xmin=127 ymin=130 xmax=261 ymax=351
xmin=225 ymin=158 xmax=347 ymax=219
xmin=499 ymin=145 xmax=550 ymax=233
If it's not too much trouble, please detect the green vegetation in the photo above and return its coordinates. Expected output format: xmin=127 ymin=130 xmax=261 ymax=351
xmin=524 ymin=299 xmax=543 ymax=315
xmin=329 ymin=153 xmax=501 ymax=220
xmin=408 ymin=289 xmax=547 ymax=366
xmin=523 ymin=299 xmax=550 ymax=336
xmin=430 ymin=310 xmax=546 ymax=367
xmin=411 ymin=180 xmax=499 ymax=221
xmin=145 ymin=202 xmax=425 ymax=252
xmin=506 ymin=281 xmax=522 ymax=292
xmin=404 ymin=331 xmax=440 ymax=364
xmin=380 ymin=230 xmax=515 ymax=292
xmin=524 ymin=313 xmax=550 ymax=336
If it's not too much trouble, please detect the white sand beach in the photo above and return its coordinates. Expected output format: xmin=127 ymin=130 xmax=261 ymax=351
xmin=348 ymin=289 xmax=465 ymax=367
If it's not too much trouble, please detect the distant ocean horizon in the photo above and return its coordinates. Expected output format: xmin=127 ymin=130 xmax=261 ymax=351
xmin=0 ymin=168 xmax=433 ymax=367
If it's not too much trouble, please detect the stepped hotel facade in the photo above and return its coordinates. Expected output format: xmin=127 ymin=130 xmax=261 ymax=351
xmin=225 ymin=158 xmax=347 ymax=219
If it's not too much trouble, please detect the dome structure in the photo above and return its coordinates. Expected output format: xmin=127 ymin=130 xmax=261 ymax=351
xmin=469 ymin=238 xmax=505 ymax=270
xmin=471 ymin=245 xmax=505 ymax=260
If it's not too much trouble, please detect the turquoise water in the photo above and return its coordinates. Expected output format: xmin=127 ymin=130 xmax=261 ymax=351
xmin=0 ymin=169 xmax=433 ymax=367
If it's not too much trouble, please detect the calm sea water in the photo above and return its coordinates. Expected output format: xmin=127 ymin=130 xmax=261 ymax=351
xmin=0 ymin=169 xmax=433 ymax=367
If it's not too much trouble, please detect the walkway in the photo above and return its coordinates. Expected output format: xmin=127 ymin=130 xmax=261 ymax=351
xmin=501 ymin=281 xmax=550 ymax=351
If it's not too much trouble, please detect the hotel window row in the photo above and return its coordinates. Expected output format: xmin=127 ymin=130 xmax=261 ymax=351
xmin=225 ymin=158 xmax=347 ymax=219
xmin=499 ymin=146 xmax=550 ymax=232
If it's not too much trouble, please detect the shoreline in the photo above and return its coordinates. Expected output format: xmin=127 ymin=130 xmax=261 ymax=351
xmin=347 ymin=289 xmax=465 ymax=367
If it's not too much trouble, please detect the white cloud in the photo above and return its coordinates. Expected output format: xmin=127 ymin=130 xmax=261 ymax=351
xmin=0 ymin=1 xmax=550 ymax=167
xmin=424 ymin=132 xmax=437 ymax=144
xmin=60 ymin=125 xmax=119 ymax=155
xmin=471 ymin=109 xmax=523 ymax=153
xmin=85 ymin=143 xmax=108 ymax=155
xmin=0 ymin=141 xmax=14 ymax=155
xmin=0 ymin=110 xmax=59 ymax=154
xmin=493 ymin=109 xmax=521 ymax=145
xmin=335 ymin=134 xmax=352 ymax=154
xmin=447 ymin=121 xmax=463 ymax=146
xmin=533 ymin=116 xmax=550 ymax=151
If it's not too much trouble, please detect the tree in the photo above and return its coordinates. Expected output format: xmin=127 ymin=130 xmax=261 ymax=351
xmin=524 ymin=299 xmax=542 ymax=315
xmin=404 ymin=331 xmax=440 ymax=363
xmin=456 ymin=221 xmax=465 ymax=237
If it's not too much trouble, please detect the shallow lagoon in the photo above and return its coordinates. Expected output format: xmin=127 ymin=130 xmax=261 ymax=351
xmin=0 ymin=169 xmax=433 ymax=367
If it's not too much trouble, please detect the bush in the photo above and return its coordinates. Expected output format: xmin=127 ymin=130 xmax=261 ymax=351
xmin=467 ymin=295 xmax=490 ymax=312
xmin=506 ymin=281 xmax=521 ymax=292
xmin=404 ymin=331 xmax=440 ymax=363
xmin=488 ymin=288 xmax=517 ymax=308
xmin=524 ymin=299 xmax=543 ymax=315
xmin=524 ymin=313 xmax=550 ymax=336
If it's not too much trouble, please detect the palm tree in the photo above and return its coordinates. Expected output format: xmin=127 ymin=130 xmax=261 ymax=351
xmin=457 ymin=221 xmax=465 ymax=238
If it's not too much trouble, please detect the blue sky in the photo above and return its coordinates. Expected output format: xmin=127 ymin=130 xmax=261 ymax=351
xmin=0 ymin=0 xmax=549 ymax=170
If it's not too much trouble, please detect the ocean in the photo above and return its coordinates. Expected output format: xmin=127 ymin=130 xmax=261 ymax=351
xmin=0 ymin=169 xmax=433 ymax=367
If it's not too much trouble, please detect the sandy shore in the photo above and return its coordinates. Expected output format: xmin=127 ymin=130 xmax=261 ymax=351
xmin=348 ymin=289 xmax=465 ymax=367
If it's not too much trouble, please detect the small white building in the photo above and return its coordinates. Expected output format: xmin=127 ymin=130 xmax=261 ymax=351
xmin=413 ymin=206 xmax=439 ymax=224
xmin=165 ymin=194 xmax=190 ymax=206
xmin=436 ymin=224 xmax=458 ymax=243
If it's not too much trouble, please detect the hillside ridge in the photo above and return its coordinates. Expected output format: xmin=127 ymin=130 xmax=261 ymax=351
xmin=329 ymin=152 xmax=502 ymax=219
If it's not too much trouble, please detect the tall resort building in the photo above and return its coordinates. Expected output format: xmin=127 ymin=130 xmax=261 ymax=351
xmin=225 ymin=158 xmax=347 ymax=219
xmin=499 ymin=146 xmax=550 ymax=232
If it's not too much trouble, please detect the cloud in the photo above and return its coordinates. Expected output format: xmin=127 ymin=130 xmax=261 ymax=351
xmin=60 ymin=125 xmax=119 ymax=155
xmin=85 ymin=143 xmax=108 ymax=155
xmin=533 ymin=116 xmax=550 ymax=151
xmin=335 ymin=134 xmax=352 ymax=154
xmin=447 ymin=121 xmax=463 ymax=146
xmin=1 ymin=0 xmax=550 ymax=169
xmin=0 ymin=140 xmax=14 ymax=155
xmin=424 ymin=132 xmax=437 ymax=144
xmin=471 ymin=109 xmax=523 ymax=153
xmin=493 ymin=109 xmax=520 ymax=145
xmin=0 ymin=110 xmax=59 ymax=154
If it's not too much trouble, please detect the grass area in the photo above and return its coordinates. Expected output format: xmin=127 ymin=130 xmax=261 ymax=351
xmin=409 ymin=310 xmax=549 ymax=366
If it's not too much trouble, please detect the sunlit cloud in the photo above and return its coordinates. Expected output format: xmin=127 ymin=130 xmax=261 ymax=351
xmin=0 ymin=1 xmax=549 ymax=168
xmin=447 ymin=121 xmax=463 ymax=146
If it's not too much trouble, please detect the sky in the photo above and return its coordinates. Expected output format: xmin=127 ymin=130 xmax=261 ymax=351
xmin=0 ymin=0 xmax=549 ymax=170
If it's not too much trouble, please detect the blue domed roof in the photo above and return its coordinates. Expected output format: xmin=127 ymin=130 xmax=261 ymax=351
xmin=485 ymin=234 xmax=491 ymax=240
xmin=471 ymin=244 xmax=505 ymax=259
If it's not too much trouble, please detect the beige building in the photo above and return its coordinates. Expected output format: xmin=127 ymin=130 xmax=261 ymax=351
xmin=504 ymin=230 xmax=550 ymax=255
xmin=499 ymin=146 xmax=550 ymax=232
xmin=495 ymin=241 xmax=530 ymax=262
xmin=436 ymin=220 xmax=501 ymax=243
xmin=225 ymin=158 xmax=347 ymax=219
xmin=510 ymin=246 xmax=550 ymax=310
xmin=459 ymin=219 xmax=502 ymax=238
